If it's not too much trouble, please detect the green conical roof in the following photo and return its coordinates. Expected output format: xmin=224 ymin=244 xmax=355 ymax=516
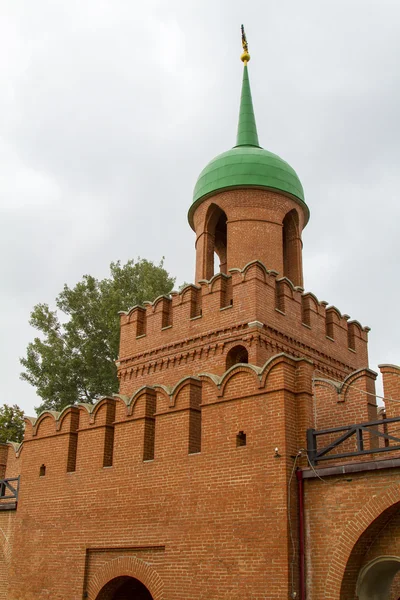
xmin=235 ymin=65 xmax=260 ymax=147
xmin=189 ymin=63 xmax=308 ymax=229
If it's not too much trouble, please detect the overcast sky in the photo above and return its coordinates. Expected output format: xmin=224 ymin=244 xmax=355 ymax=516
xmin=1 ymin=0 xmax=399 ymax=416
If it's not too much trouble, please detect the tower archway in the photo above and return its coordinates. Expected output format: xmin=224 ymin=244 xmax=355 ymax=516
xmin=282 ymin=209 xmax=303 ymax=287
xmin=196 ymin=203 xmax=228 ymax=281
xmin=95 ymin=576 xmax=153 ymax=600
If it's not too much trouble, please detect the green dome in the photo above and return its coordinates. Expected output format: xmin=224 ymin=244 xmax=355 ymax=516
xmin=188 ymin=64 xmax=308 ymax=228
xmin=191 ymin=144 xmax=305 ymax=207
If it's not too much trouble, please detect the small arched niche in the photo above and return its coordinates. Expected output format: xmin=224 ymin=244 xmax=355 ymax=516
xmin=282 ymin=209 xmax=303 ymax=287
xmin=226 ymin=345 xmax=249 ymax=370
xmin=202 ymin=204 xmax=228 ymax=280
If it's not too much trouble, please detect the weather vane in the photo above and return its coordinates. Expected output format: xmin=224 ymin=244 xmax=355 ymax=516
xmin=241 ymin=24 xmax=250 ymax=64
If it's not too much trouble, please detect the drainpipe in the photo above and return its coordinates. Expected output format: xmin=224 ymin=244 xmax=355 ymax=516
xmin=296 ymin=469 xmax=305 ymax=600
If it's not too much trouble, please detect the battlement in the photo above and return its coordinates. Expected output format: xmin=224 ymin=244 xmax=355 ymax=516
xmin=5 ymin=360 xmax=400 ymax=485
xmin=7 ymin=355 xmax=315 ymax=480
xmin=118 ymin=261 xmax=370 ymax=393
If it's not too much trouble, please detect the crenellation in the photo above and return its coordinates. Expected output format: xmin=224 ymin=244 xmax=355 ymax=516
xmin=4 ymin=442 xmax=21 ymax=479
xmin=118 ymin=259 xmax=370 ymax=393
xmin=202 ymin=272 xmax=232 ymax=310
xmin=301 ymin=292 xmax=318 ymax=326
xmin=34 ymin=412 xmax=58 ymax=438
xmin=379 ymin=364 xmax=400 ymax=420
xmin=179 ymin=283 xmax=202 ymax=318
xmin=118 ymin=261 xmax=369 ymax=391
xmin=16 ymin=358 xmax=314 ymax=477
xmin=275 ymin=277 xmax=303 ymax=321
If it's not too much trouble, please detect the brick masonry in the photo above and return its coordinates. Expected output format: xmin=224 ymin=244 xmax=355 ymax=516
xmin=2 ymin=185 xmax=400 ymax=599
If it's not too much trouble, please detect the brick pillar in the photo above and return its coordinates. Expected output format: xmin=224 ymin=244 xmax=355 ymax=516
xmin=380 ymin=364 xmax=400 ymax=419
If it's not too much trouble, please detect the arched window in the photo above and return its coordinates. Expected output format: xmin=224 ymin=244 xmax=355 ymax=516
xmin=282 ymin=209 xmax=303 ymax=287
xmin=203 ymin=204 xmax=228 ymax=279
xmin=226 ymin=345 xmax=249 ymax=370
xmin=214 ymin=210 xmax=227 ymax=274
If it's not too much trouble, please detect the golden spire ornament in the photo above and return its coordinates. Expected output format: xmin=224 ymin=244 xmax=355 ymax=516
xmin=241 ymin=24 xmax=250 ymax=64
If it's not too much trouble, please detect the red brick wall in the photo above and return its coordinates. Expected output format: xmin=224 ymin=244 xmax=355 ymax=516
xmin=5 ymin=356 xmax=400 ymax=599
xmin=5 ymin=356 xmax=315 ymax=599
xmin=6 ymin=184 xmax=399 ymax=599
xmin=304 ymin=474 xmax=400 ymax=599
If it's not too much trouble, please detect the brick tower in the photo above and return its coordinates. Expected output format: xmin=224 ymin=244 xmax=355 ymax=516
xmin=5 ymin=28 xmax=400 ymax=600
xmin=117 ymin=36 xmax=369 ymax=397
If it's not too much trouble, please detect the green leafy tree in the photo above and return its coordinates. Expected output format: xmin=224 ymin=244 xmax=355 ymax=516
xmin=0 ymin=405 xmax=24 ymax=444
xmin=20 ymin=259 xmax=175 ymax=414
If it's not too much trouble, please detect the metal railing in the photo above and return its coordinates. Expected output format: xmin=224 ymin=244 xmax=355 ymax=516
xmin=307 ymin=416 xmax=400 ymax=466
xmin=0 ymin=477 xmax=19 ymax=509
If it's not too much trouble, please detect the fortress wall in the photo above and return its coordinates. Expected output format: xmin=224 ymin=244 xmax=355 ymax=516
xmin=4 ymin=362 xmax=384 ymax=487
xmin=6 ymin=356 xmax=314 ymax=599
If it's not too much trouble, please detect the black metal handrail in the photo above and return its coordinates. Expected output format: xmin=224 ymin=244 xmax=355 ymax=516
xmin=307 ymin=416 xmax=400 ymax=466
xmin=0 ymin=477 xmax=19 ymax=503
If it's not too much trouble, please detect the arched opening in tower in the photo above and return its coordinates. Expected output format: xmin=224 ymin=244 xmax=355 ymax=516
xmin=95 ymin=575 xmax=154 ymax=600
xmin=282 ymin=209 xmax=303 ymax=287
xmin=226 ymin=345 xmax=249 ymax=370
xmin=214 ymin=210 xmax=227 ymax=274
xmin=203 ymin=204 xmax=228 ymax=279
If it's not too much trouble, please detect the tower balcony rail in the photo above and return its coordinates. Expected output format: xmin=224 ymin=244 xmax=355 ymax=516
xmin=0 ymin=477 xmax=19 ymax=510
xmin=307 ymin=416 xmax=400 ymax=466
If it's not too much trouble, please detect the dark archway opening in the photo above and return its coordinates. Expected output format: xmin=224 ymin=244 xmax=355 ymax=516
xmin=96 ymin=576 xmax=153 ymax=600
xmin=226 ymin=345 xmax=249 ymax=370
xmin=282 ymin=209 xmax=302 ymax=287
xmin=204 ymin=204 xmax=228 ymax=279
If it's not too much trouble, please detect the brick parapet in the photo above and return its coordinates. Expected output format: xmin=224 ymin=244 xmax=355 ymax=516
xmin=17 ymin=356 xmax=312 ymax=477
xmin=118 ymin=261 xmax=369 ymax=395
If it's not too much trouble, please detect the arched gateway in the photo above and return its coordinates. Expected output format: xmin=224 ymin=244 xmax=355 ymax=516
xmin=96 ymin=576 xmax=153 ymax=600
xmin=87 ymin=556 xmax=163 ymax=600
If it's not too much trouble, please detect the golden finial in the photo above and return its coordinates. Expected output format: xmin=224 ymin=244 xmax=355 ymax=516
xmin=241 ymin=24 xmax=250 ymax=64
